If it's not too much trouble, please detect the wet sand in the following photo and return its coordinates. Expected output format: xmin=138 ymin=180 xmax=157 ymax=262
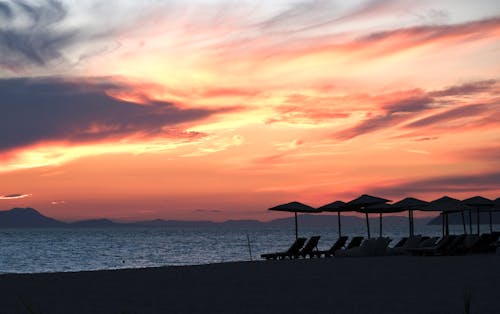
xmin=1 ymin=255 xmax=499 ymax=314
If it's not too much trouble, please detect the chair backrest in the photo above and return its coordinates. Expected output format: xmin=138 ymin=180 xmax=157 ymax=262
xmin=463 ymin=235 xmax=479 ymax=249
xmin=403 ymin=235 xmax=422 ymax=249
xmin=286 ymin=237 xmax=307 ymax=254
xmin=435 ymin=235 xmax=456 ymax=250
xmin=393 ymin=237 xmax=407 ymax=248
xmin=346 ymin=236 xmax=364 ymax=249
xmin=329 ymin=236 xmax=348 ymax=252
xmin=374 ymin=237 xmax=392 ymax=256
xmin=418 ymin=237 xmax=439 ymax=248
xmin=300 ymin=236 xmax=321 ymax=254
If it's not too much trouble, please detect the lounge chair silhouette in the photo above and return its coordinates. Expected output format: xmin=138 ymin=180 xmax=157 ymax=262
xmin=345 ymin=236 xmax=364 ymax=249
xmin=311 ymin=236 xmax=348 ymax=258
xmin=335 ymin=237 xmax=392 ymax=257
xmin=261 ymin=237 xmax=307 ymax=260
xmin=409 ymin=235 xmax=458 ymax=256
xmin=469 ymin=233 xmax=500 ymax=253
xmin=295 ymin=235 xmax=321 ymax=258
xmin=333 ymin=236 xmax=364 ymax=256
xmin=392 ymin=237 xmax=407 ymax=248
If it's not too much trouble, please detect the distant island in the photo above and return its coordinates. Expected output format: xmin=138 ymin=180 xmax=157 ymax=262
xmin=1 ymin=207 xmax=498 ymax=229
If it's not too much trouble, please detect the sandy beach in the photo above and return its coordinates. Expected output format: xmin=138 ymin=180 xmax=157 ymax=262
xmin=1 ymin=255 xmax=499 ymax=314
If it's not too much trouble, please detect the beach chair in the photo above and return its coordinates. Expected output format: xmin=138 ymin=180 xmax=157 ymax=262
xmin=392 ymin=237 xmax=407 ymax=248
xmin=261 ymin=237 xmax=307 ymax=260
xmin=408 ymin=235 xmax=457 ymax=256
xmin=296 ymin=235 xmax=321 ymax=258
xmin=310 ymin=236 xmax=348 ymax=258
xmin=454 ymin=235 xmax=480 ymax=255
xmin=469 ymin=233 xmax=500 ymax=254
xmin=346 ymin=236 xmax=364 ymax=249
xmin=335 ymin=237 xmax=391 ymax=257
xmin=387 ymin=235 xmax=425 ymax=255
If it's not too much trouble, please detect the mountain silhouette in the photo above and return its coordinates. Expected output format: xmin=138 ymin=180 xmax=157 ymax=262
xmin=0 ymin=208 xmax=65 ymax=228
xmin=0 ymin=208 xmax=445 ymax=229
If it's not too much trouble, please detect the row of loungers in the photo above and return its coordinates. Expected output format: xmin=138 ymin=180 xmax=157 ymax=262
xmin=260 ymin=232 xmax=500 ymax=260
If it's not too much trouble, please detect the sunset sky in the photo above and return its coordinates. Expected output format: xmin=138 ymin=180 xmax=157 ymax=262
xmin=1 ymin=0 xmax=499 ymax=222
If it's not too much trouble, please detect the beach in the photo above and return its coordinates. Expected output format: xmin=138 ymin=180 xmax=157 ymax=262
xmin=1 ymin=255 xmax=499 ymax=314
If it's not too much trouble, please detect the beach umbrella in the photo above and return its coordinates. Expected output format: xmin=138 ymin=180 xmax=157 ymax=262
xmin=392 ymin=197 xmax=430 ymax=238
xmin=317 ymin=200 xmax=348 ymax=238
xmin=428 ymin=196 xmax=470 ymax=236
xmin=357 ymin=203 xmax=404 ymax=238
xmin=268 ymin=201 xmax=319 ymax=239
xmin=462 ymin=196 xmax=495 ymax=234
xmin=343 ymin=194 xmax=391 ymax=239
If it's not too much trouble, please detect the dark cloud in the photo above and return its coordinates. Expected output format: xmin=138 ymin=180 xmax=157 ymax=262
xmin=335 ymin=114 xmax=404 ymax=140
xmin=0 ymin=77 xmax=222 ymax=151
xmin=0 ymin=193 xmax=31 ymax=200
xmin=0 ymin=0 xmax=76 ymax=69
xmin=335 ymin=96 xmax=434 ymax=139
xmin=384 ymin=96 xmax=434 ymax=113
xmin=359 ymin=16 xmax=500 ymax=45
xmin=333 ymin=78 xmax=497 ymax=139
xmin=411 ymin=136 xmax=439 ymax=142
xmin=405 ymin=104 xmax=486 ymax=128
xmin=429 ymin=80 xmax=497 ymax=97
xmin=0 ymin=1 xmax=12 ymax=18
xmin=368 ymin=172 xmax=500 ymax=195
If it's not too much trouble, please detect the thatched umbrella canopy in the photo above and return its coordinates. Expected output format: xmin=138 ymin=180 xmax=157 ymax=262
xmin=268 ymin=201 xmax=319 ymax=239
xmin=392 ymin=197 xmax=430 ymax=238
xmin=317 ymin=200 xmax=349 ymax=238
xmin=462 ymin=196 xmax=495 ymax=234
xmin=428 ymin=196 xmax=471 ymax=236
xmin=343 ymin=194 xmax=391 ymax=239
xmin=357 ymin=203 xmax=404 ymax=237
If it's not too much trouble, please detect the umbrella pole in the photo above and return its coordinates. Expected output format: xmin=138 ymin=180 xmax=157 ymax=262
xmin=476 ymin=208 xmax=480 ymax=235
xmin=411 ymin=210 xmax=415 ymax=238
xmin=461 ymin=211 xmax=466 ymax=234
xmin=379 ymin=213 xmax=382 ymax=238
xmin=365 ymin=212 xmax=371 ymax=239
xmin=294 ymin=212 xmax=298 ymax=239
xmin=337 ymin=211 xmax=342 ymax=238
xmin=469 ymin=210 xmax=472 ymax=235
xmin=408 ymin=210 xmax=412 ymax=238
xmin=445 ymin=213 xmax=449 ymax=236
xmin=441 ymin=213 xmax=445 ymax=237
xmin=489 ymin=211 xmax=493 ymax=233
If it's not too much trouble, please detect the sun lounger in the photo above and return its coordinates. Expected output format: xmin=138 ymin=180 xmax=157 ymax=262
xmin=335 ymin=237 xmax=391 ymax=257
xmin=409 ymin=235 xmax=458 ymax=256
xmin=469 ymin=233 xmax=500 ymax=254
xmin=296 ymin=236 xmax=321 ymax=258
xmin=310 ymin=236 xmax=348 ymax=258
xmin=331 ymin=236 xmax=363 ymax=257
xmin=346 ymin=236 xmax=364 ymax=249
xmin=387 ymin=235 xmax=424 ymax=255
xmin=392 ymin=237 xmax=407 ymax=248
xmin=261 ymin=237 xmax=307 ymax=260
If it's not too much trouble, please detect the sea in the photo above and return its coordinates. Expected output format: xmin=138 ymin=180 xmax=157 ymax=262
xmin=0 ymin=223 xmax=493 ymax=274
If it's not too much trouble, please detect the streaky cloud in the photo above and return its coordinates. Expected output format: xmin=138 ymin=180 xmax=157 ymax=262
xmin=368 ymin=172 xmax=500 ymax=195
xmin=429 ymin=79 xmax=497 ymax=97
xmin=405 ymin=104 xmax=488 ymax=128
xmin=0 ymin=77 xmax=224 ymax=152
xmin=0 ymin=0 xmax=74 ymax=69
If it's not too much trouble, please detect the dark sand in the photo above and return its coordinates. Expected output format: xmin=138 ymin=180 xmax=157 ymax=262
xmin=1 ymin=255 xmax=499 ymax=314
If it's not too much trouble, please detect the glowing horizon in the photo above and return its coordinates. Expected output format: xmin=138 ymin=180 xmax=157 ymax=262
xmin=1 ymin=0 xmax=499 ymax=221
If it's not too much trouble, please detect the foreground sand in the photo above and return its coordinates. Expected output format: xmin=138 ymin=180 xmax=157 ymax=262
xmin=1 ymin=255 xmax=499 ymax=314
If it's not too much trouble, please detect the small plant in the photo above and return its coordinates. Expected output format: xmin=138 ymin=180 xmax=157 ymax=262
xmin=463 ymin=289 xmax=471 ymax=314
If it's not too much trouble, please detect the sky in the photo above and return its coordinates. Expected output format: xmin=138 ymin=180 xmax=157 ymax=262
xmin=0 ymin=0 xmax=499 ymax=222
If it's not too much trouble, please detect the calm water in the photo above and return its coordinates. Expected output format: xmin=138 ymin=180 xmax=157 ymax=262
xmin=0 ymin=223 xmax=491 ymax=274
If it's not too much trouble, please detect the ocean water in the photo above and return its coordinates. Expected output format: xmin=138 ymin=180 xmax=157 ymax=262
xmin=0 ymin=223 xmax=493 ymax=274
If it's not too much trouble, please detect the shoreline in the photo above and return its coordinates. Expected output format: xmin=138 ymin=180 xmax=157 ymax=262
xmin=1 ymin=255 xmax=499 ymax=313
